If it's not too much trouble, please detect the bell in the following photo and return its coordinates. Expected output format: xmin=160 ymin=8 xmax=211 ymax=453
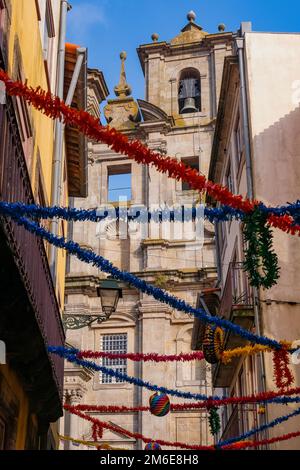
xmin=180 ymin=97 xmax=198 ymax=114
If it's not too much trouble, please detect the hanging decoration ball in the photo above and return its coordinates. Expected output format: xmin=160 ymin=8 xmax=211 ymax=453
xmin=145 ymin=442 xmax=161 ymax=451
xmin=149 ymin=392 xmax=170 ymax=417
xmin=203 ymin=325 xmax=224 ymax=364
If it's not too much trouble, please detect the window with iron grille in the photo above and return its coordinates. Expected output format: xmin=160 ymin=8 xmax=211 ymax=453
xmin=100 ymin=334 xmax=127 ymax=384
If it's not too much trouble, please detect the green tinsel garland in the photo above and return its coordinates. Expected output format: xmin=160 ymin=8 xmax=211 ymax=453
xmin=243 ymin=208 xmax=280 ymax=289
xmin=208 ymin=407 xmax=221 ymax=436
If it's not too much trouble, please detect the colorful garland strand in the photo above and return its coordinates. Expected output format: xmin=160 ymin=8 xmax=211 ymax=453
xmin=223 ymin=430 xmax=300 ymax=450
xmin=0 ymin=201 xmax=245 ymax=224
xmin=69 ymin=383 xmax=300 ymax=411
xmin=51 ymin=347 xmax=222 ymax=401
xmin=2 ymin=200 xmax=300 ymax=226
xmin=243 ymin=207 xmax=280 ymax=289
xmin=208 ymin=407 xmax=221 ymax=436
xmin=0 ymin=201 xmax=287 ymax=291
xmin=64 ymin=404 xmax=300 ymax=451
xmin=2 ymin=70 xmax=300 ymax=235
xmin=51 ymin=346 xmax=300 ymax=406
xmin=64 ymin=405 xmax=214 ymax=451
xmin=7 ymin=212 xmax=284 ymax=350
xmin=58 ymin=434 xmax=128 ymax=450
xmin=0 ymin=70 xmax=254 ymax=214
xmin=76 ymin=349 xmax=204 ymax=363
xmin=273 ymin=345 xmax=295 ymax=391
xmin=219 ymin=406 xmax=300 ymax=448
xmin=221 ymin=344 xmax=273 ymax=364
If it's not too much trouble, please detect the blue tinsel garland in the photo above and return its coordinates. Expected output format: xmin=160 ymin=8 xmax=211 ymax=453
xmin=5 ymin=212 xmax=284 ymax=350
xmin=49 ymin=346 xmax=300 ymax=406
xmin=218 ymin=406 xmax=300 ymax=448
xmin=1 ymin=200 xmax=300 ymax=224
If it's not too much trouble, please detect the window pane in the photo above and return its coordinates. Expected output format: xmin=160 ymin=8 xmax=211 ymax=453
xmin=108 ymin=173 xmax=131 ymax=202
xmin=182 ymin=157 xmax=199 ymax=191
xmin=100 ymin=334 xmax=127 ymax=384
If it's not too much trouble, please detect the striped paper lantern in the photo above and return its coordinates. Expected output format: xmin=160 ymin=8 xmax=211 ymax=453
xmin=149 ymin=393 xmax=170 ymax=417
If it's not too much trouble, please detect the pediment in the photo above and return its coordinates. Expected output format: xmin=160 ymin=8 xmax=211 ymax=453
xmin=137 ymin=99 xmax=171 ymax=123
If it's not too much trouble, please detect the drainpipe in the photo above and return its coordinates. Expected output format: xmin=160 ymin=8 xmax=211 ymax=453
xmin=236 ymin=23 xmax=269 ymax=447
xmin=49 ymin=0 xmax=70 ymax=283
xmin=50 ymin=45 xmax=86 ymax=287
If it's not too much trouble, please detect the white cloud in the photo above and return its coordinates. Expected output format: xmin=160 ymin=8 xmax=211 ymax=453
xmin=67 ymin=2 xmax=107 ymax=39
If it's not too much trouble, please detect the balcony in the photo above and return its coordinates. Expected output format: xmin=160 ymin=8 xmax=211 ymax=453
xmin=213 ymin=262 xmax=254 ymax=388
xmin=0 ymin=63 xmax=65 ymax=422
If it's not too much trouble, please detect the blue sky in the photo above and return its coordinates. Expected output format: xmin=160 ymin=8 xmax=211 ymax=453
xmin=66 ymin=0 xmax=300 ymax=104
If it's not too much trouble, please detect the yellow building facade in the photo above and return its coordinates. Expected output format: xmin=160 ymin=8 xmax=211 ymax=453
xmin=6 ymin=0 xmax=67 ymax=310
xmin=0 ymin=0 xmax=88 ymax=449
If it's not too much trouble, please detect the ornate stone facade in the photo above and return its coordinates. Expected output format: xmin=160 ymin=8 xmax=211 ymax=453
xmin=62 ymin=13 xmax=233 ymax=449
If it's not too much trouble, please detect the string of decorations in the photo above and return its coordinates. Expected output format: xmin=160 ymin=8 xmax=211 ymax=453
xmin=0 ymin=70 xmax=254 ymax=214
xmin=75 ymin=349 xmax=205 ymax=363
xmin=71 ymin=384 xmax=300 ymax=412
xmin=273 ymin=345 xmax=295 ymax=391
xmin=221 ymin=344 xmax=273 ymax=364
xmin=218 ymin=406 xmax=300 ymax=448
xmin=0 ymin=201 xmax=244 ymax=224
xmin=208 ymin=407 xmax=221 ymax=436
xmin=243 ymin=208 xmax=280 ymax=289
xmin=7 ymin=211 xmax=285 ymax=350
xmin=58 ymin=434 xmax=128 ymax=450
xmin=2 ymin=200 xmax=300 ymax=226
xmin=64 ymin=404 xmax=300 ymax=451
xmin=50 ymin=346 xmax=300 ymax=406
xmin=49 ymin=343 xmax=288 ymax=365
xmin=1 ymin=71 xmax=300 ymax=234
xmin=223 ymin=430 xmax=300 ymax=450
xmin=1 ymin=71 xmax=300 ymax=450
xmin=50 ymin=346 xmax=223 ymax=401
xmin=64 ymin=404 xmax=214 ymax=451
xmin=0 ymin=201 xmax=284 ymax=290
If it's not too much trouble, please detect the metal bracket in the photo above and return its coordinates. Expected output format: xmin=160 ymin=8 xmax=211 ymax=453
xmin=62 ymin=314 xmax=107 ymax=330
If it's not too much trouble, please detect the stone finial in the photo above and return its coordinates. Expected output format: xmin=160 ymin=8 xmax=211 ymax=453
xmin=104 ymin=51 xmax=141 ymax=129
xmin=218 ymin=23 xmax=226 ymax=32
xmin=151 ymin=33 xmax=159 ymax=42
xmin=187 ymin=10 xmax=196 ymax=23
xmin=114 ymin=51 xmax=132 ymax=98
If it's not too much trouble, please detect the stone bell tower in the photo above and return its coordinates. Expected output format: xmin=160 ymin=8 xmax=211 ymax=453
xmin=137 ymin=10 xmax=233 ymax=181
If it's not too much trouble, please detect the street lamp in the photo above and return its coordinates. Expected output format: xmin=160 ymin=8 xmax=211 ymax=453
xmin=97 ymin=279 xmax=122 ymax=319
xmin=63 ymin=279 xmax=122 ymax=330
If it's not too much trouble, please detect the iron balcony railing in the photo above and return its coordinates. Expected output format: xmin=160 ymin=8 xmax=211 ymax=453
xmin=0 ymin=81 xmax=65 ymax=404
xmin=220 ymin=261 xmax=253 ymax=319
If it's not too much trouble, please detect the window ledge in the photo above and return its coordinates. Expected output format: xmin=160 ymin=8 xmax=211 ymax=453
xmin=93 ymin=383 xmax=133 ymax=391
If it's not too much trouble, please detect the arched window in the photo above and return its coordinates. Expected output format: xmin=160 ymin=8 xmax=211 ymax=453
xmin=178 ymin=69 xmax=201 ymax=114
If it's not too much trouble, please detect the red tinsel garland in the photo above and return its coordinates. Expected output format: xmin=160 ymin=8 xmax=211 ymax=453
xmin=65 ymin=405 xmax=300 ymax=451
xmin=76 ymin=350 xmax=204 ymax=362
xmin=268 ymin=214 xmax=300 ymax=236
xmin=273 ymin=347 xmax=295 ymax=391
xmin=92 ymin=423 xmax=99 ymax=442
xmin=64 ymin=404 xmax=215 ymax=451
xmin=0 ymin=70 xmax=253 ymax=213
xmin=71 ymin=385 xmax=300 ymax=413
xmin=1 ymin=70 xmax=299 ymax=234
